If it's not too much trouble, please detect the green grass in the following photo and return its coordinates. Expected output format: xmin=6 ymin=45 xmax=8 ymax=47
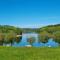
xmin=0 ymin=47 xmax=60 ymax=60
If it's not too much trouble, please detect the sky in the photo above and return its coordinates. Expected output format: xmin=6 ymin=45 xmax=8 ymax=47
xmin=0 ymin=0 xmax=60 ymax=28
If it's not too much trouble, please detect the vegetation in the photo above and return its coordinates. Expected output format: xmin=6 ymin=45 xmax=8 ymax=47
xmin=38 ymin=31 xmax=49 ymax=43
xmin=22 ymin=28 xmax=38 ymax=33
xmin=4 ymin=31 xmax=16 ymax=45
xmin=15 ymin=35 xmax=22 ymax=43
xmin=0 ymin=24 xmax=60 ymax=45
xmin=0 ymin=25 xmax=22 ymax=45
xmin=38 ymin=24 xmax=60 ymax=44
xmin=27 ymin=36 xmax=36 ymax=46
xmin=53 ymin=32 xmax=60 ymax=44
xmin=39 ymin=24 xmax=60 ymax=34
xmin=0 ymin=25 xmax=22 ymax=34
xmin=0 ymin=47 xmax=60 ymax=60
xmin=0 ymin=24 xmax=60 ymax=60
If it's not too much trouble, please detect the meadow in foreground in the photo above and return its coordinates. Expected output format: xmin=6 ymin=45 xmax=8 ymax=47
xmin=0 ymin=47 xmax=60 ymax=60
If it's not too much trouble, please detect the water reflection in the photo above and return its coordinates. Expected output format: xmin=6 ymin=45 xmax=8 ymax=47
xmin=45 ymin=38 xmax=59 ymax=47
xmin=13 ymin=33 xmax=59 ymax=47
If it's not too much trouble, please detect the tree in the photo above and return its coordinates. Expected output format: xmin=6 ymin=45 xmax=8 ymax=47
xmin=15 ymin=35 xmax=22 ymax=43
xmin=38 ymin=31 xmax=49 ymax=43
xmin=0 ymin=25 xmax=22 ymax=34
xmin=4 ymin=31 xmax=16 ymax=46
xmin=0 ymin=31 xmax=4 ymax=45
xmin=27 ymin=36 xmax=35 ymax=46
xmin=53 ymin=32 xmax=60 ymax=44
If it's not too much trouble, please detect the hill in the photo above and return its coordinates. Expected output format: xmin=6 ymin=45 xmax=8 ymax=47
xmin=0 ymin=25 xmax=22 ymax=35
xmin=39 ymin=24 xmax=60 ymax=33
xmin=38 ymin=24 xmax=60 ymax=43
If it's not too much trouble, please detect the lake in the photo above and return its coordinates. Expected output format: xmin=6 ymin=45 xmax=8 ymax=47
xmin=13 ymin=33 xmax=59 ymax=47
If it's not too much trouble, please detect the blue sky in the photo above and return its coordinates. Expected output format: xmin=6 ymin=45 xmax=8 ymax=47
xmin=0 ymin=0 xmax=60 ymax=28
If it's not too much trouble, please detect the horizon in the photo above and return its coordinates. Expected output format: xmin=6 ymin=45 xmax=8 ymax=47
xmin=0 ymin=0 xmax=60 ymax=28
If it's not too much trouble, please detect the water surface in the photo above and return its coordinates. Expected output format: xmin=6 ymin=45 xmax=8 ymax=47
xmin=13 ymin=33 xmax=59 ymax=47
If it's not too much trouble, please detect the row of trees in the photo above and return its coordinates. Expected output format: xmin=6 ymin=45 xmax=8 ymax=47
xmin=26 ymin=31 xmax=60 ymax=46
xmin=0 ymin=25 xmax=22 ymax=35
xmin=38 ymin=24 xmax=60 ymax=44
xmin=0 ymin=31 xmax=22 ymax=46
xmin=26 ymin=24 xmax=60 ymax=46
xmin=0 ymin=25 xmax=22 ymax=46
xmin=0 ymin=24 xmax=60 ymax=46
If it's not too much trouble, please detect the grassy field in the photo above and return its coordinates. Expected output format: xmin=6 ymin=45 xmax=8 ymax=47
xmin=0 ymin=47 xmax=60 ymax=60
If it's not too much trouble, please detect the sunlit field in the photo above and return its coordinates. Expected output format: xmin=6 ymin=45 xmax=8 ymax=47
xmin=0 ymin=47 xmax=60 ymax=60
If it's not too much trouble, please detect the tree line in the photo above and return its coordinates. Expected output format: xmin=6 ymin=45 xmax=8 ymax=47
xmin=0 ymin=25 xmax=22 ymax=45
xmin=26 ymin=24 xmax=60 ymax=46
xmin=0 ymin=24 xmax=60 ymax=46
xmin=38 ymin=24 xmax=60 ymax=44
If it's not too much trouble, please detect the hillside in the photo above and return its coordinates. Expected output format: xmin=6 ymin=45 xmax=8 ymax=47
xmin=39 ymin=24 xmax=60 ymax=33
xmin=0 ymin=25 xmax=22 ymax=35
xmin=38 ymin=24 xmax=60 ymax=43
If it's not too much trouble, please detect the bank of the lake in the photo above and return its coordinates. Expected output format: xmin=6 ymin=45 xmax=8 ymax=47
xmin=0 ymin=46 xmax=60 ymax=60
xmin=13 ymin=33 xmax=59 ymax=47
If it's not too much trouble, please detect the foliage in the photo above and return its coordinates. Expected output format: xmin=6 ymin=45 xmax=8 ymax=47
xmin=27 ymin=36 xmax=36 ymax=45
xmin=0 ymin=31 xmax=4 ymax=45
xmin=0 ymin=24 xmax=60 ymax=44
xmin=39 ymin=24 xmax=60 ymax=34
xmin=0 ymin=25 xmax=22 ymax=45
xmin=53 ymin=32 xmax=60 ymax=43
xmin=4 ymin=31 xmax=16 ymax=45
xmin=38 ymin=31 xmax=49 ymax=43
xmin=38 ymin=24 xmax=60 ymax=43
xmin=0 ymin=25 xmax=22 ymax=34
xmin=15 ymin=36 xmax=22 ymax=43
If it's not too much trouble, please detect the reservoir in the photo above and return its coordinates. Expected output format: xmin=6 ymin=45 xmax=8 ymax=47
xmin=13 ymin=33 xmax=59 ymax=47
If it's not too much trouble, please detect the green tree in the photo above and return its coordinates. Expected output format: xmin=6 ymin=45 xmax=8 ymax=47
xmin=38 ymin=31 xmax=49 ymax=43
xmin=15 ymin=35 xmax=22 ymax=43
xmin=0 ymin=31 xmax=4 ymax=45
xmin=27 ymin=36 xmax=35 ymax=46
xmin=53 ymin=32 xmax=60 ymax=44
xmin=4 ymin=31 xmax=16 ymax=46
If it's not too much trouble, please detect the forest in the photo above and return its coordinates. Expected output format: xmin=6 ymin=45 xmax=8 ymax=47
xmin=0 ymin=24 xmax=60 ymax=46
xmin=38 ymin=24 xmax=60 ymax=44
xmin=23 ymin=24 xmax=60 ymax=45
xmin=0 ymin=25 xmax=22 ymax=45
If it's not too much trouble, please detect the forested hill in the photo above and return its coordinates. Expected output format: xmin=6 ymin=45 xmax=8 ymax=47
xmin=39 ymin=24 xmax=60 ymax=33
xmin=38 ymin=24 xmax=60 ymax=43
xmin=0 ymin=24 xmax=60 ymax=44
xmin=19 ymin=24 xmax=60 ymax=33
xmin=0 ymin=25 xmax=22 ymax=35
xmin=22 ymin=28 xmax=38 ymax=33
xmin=0 ymin=24 xmax=60 ymax=34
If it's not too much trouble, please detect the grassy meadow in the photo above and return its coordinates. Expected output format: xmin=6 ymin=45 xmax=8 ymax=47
xmin=0 ymin=47 xmax=60 ymax=60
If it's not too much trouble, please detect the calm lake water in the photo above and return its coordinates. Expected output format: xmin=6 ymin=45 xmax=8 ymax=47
xmin=13 ymin=33 xmax=59 ymax=47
